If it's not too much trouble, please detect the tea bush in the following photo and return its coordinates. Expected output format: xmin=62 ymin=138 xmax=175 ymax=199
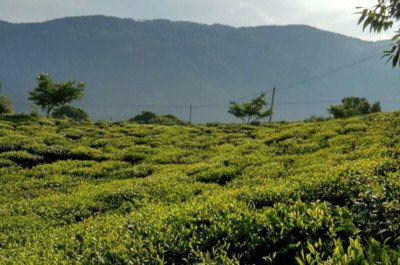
xmin=2 ymin=113 xmax=400 ymax=263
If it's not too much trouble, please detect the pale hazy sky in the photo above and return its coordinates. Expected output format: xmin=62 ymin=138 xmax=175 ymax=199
xmin=0 ymin=0 xmax=392 ymax=40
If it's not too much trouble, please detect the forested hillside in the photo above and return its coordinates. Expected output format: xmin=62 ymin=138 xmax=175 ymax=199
xmin=2 ymin=113 xmax=400 ymax=263
xmin=0 ymin=16 xmax=399 ymax=122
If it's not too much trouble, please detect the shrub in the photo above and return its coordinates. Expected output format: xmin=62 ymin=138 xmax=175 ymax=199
xmin=70 ymin=146 xmax=106 ymax=161
xmin=304 ymin=115 xmax=329 ymax=122
xmin=0 ymin=150 xmax=43 ymax=167
xmin=129 ymin=111 xmax=186 ymax=125
xmin=0 ymin=95 xmax=13 ymax=114
xmin=194 ymin=166 xmax=241 ymax=185
xmin=328 ymin=97 xmax=381 ymax=118
xmin=297 ymin=238 xmax=400 ymax=264
xmin=52 ymin=105 xmax=90 ymax=122
xmin=0 ymin=136 xmax=29 ymax=152
xmin=63 ymin=128 xmax=85 ymax=140
xmin=2 ymin=111 xmax=400 ymax=263
xmin=120 ymin=151 xmax=147 ymax=164
xmin=25 ymin=144 xmax=72 ymax=163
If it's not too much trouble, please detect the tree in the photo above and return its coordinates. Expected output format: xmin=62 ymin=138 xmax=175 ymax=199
xmin=328 ymin=96 xmax=381 ymax=118
xmin=129 ymin=111 xmax=186 ymax=125
xmin=228 ymin=93 xmax=272 ymax=124
xmin=0 ymin=96 xmax=13 ymax=114
xmin=28 ymin=74 xmax=85 ymax=117
xmin=130 ymin=111 xmax=158 ymax=124
xmin=52 ymin=105 xmax=90 ymax=122
xmin=357 ymin=0 xmax=400 ymax=66
xmin=0 ymin=82 xmax=13 ymax=114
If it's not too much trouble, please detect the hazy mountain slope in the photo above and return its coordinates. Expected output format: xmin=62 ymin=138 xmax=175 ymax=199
xmin=0 ymin=16 xmax=398 ymax=122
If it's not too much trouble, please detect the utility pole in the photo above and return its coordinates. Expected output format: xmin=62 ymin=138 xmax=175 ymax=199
xmin=189 ymin=105 xmax=193 ymax=124
xmin=269 ymin=87 xmax=276 ymax=123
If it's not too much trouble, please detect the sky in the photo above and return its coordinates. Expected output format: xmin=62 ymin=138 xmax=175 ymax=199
xmin=0 ymin=0 xmax=393 ymax=40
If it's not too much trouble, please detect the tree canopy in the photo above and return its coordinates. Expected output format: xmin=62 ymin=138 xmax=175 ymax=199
xmin=129 ymin=111 xmax=186 ymax=125
xmin=358 ymin=0 xmax=400 ymax=66
xmin=328 ymin=96 xmax=381 ymax=118
xmin=0 ymin=82 xmax=13 ymax=114
xmin=52 ymin=105 xmax=90 ymax=122
xmin=228 ymin=93 xmax=272 ymax=124
xmin=0 ymin=96 xmax=13 ymax=114
xmin=28 ymin=74 xmax=85 ymax=117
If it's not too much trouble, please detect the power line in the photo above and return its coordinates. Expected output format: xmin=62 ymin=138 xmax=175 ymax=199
xmin=188 ymin=100 xmax=343 ymax=107
xmin=192 ymin=87 xmax=275 ymax=107
xmin=275 ymin=99 xmax=340 ymax=106
xmin=12 ymin=101 xmax=189 ymax=108
xmin=10 ymin=53 xmax=382 ymax=111
xmin=191 ymin=52 xmax=381 ymax=107
xmin=11 ymin=95 xmax=400 ymax=109
xmin=280 ymin=53 xmax=381 ymax=91
xmin=79 ymin=104 xmax=189 ymax=108
xmin=8 ymin=51 xmax=389 ymax=125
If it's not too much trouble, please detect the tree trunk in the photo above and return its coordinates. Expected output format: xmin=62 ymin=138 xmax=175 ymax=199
xmin=46 ymin=107 xmax=53 ymax=118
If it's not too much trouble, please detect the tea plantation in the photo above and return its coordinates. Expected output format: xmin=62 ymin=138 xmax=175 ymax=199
xmin=2 ymin=113 xmax=400 ymax=264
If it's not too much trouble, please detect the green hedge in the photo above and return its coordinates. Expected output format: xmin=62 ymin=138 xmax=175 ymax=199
xmin=0 ymin=113 xmax=400 ymax=263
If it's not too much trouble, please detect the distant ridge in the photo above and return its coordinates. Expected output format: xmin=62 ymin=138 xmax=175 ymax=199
xmin=0 ymin=15 xmax=398 ymax=122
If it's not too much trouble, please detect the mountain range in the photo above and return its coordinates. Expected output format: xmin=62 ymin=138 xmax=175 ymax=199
xmin=0 ymin=15 xmax=399 ymax=122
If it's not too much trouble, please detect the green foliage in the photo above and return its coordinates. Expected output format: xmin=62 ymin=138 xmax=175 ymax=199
xmin=328 ymin=97 xmax=381 ymax=118
xmin=28 ymin=74 xmax=85 ymax=117
xmin=304 ymin=115 xmax=329 ymax=122
xmin=357 ymin=0 xmax=400 ymax=67
xmin=297 ymin=237 xmax=400 ymax=264
xmin=228 ymin=93 xmax=272 ymax=124
xmin=52 ymin=105 xmax=89 ymax=122
xmin=194 ymin=166 xmax=241 ymax=185
xmin=1 ymin=113 xmax=400 ymax=263
xmin=0 ymin=95 xmax=13 ymax=114
xmin=0 ymin=150 xmax=43 ymax=167
xmin=129 ymin=111 xmax=186 ymax=125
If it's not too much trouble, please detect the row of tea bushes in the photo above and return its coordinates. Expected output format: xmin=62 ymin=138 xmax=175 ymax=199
xmin=2 ymin=113 xmax=400 ymax=263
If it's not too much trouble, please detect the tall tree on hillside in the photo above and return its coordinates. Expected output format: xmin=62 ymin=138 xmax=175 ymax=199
xmin=357 ymin=0 xmax=400 ymax=66
xmin=29 ymin=74 xmax=85 ymax=117
xmin=228 ymin=93 xmax=272 ymax=124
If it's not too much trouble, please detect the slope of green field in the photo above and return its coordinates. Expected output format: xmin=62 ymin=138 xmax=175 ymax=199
xmin=1 ymin=113 xmax=400 ymax=264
